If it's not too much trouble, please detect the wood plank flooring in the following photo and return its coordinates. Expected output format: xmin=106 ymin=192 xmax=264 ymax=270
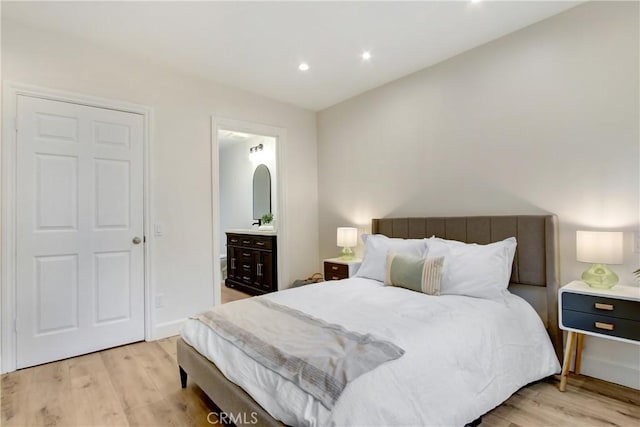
xmin=2 ymin=286 xmax=638 ymax=427
xmin=221 ymin=285 xmax=252 ymax=304
xmin=1 ymin=338 xmax=219 ymax=427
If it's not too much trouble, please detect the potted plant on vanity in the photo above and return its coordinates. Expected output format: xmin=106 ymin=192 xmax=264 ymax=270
xmin=259 ymin=213 xmax=274 ymax=231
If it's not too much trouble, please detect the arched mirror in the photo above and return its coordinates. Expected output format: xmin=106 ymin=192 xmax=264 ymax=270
xmin=253 ymin=164 xmax=271 ymax=220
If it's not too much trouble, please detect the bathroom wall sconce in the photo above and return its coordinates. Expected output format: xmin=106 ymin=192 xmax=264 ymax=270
xmin=249 ymin=143 xmax=264 ymax=154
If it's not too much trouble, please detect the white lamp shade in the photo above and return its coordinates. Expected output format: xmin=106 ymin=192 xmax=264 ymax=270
xmin=576 ymin=231 xmax=623 ymax=265
xmin=337 ymin=227 xmax=358 ymax=248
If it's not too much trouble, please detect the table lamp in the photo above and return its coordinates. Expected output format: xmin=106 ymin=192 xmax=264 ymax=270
xmin=337 ymin=227 xmax=358 ymax=260
xmin=576 ymin=230 xmax=623 ymax=288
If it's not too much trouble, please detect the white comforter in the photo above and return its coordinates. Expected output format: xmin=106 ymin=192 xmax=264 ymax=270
xmin=181 ymin=278 xmax=560 ymax=426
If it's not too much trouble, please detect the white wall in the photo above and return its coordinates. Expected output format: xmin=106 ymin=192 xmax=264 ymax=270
xmin=219 ymin=135 xmax=277 ymax=252
xmin=1 ymin=19 xmax=319 ymax=341
xmin=317 ymin=2 xmax=639 ymax=388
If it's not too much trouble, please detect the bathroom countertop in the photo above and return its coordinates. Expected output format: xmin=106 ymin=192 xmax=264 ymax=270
xmin=225 ymin=228 xmax=277 ymax=236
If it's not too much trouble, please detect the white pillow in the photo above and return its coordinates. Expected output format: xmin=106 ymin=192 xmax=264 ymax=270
xmin=426 ymin=237 xmax=517 ymax=299
xmin=355 ymin=234 xmax=428 ymax=283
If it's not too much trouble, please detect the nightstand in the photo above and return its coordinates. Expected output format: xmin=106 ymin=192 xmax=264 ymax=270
xmin=558 ymin=280 xmax=640 ymax=391
xmin=323 ymin=258 xmax=362 ymax=281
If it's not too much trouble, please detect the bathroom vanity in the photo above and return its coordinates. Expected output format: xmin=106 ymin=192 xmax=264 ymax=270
xmin=225 ymin=231 xmax=277 ymax=296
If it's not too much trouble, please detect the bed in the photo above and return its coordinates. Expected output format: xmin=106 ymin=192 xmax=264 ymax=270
xmin=178 ymin=215 xmax=562 ymax=426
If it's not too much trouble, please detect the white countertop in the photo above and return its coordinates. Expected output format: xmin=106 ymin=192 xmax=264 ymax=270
xmin=226 ymin=228 xmax=277 ymax=236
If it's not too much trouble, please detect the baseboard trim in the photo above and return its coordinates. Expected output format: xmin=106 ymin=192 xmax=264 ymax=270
xmin=151 ymin=318 xmax=186 ymax=341
xmin=579 ymin=354 xmax=640 ymax=390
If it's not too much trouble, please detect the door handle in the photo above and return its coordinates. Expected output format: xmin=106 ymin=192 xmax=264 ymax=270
xmin=132 ymin=236 xmax=142 ymax=245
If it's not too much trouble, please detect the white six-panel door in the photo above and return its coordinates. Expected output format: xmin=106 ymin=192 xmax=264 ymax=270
xmin=16 ymin=95 xmax=144 ymax=368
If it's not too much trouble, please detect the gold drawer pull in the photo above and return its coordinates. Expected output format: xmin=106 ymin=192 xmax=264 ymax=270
xmin=331 ymin=266 xmax=339 ymax=271
xmin=332 ymin=276 xmax=340 ymax=280
xmin=595 ymin=322 xmax=614 ymax=331
xmin=594 ymin=302 xmax=614 ymax=311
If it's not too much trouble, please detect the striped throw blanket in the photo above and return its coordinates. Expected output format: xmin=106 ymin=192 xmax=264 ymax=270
xmin=192 ymin=298 xmax=405 ymax=409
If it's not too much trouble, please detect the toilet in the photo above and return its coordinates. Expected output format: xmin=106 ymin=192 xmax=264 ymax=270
xmin=220 ymin=254 xmax=227 ymax=281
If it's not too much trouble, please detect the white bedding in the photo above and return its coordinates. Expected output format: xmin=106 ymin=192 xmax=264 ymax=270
xmin=181 ymin=278 xmax=560 ymax=426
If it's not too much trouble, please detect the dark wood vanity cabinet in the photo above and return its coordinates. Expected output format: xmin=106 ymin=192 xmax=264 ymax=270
xmin=226 ymin=233 xmax=277 ymax=296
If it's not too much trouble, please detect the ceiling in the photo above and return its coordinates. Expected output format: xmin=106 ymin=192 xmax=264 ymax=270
xmin=3 ymin=1 xmax=581 ymax=111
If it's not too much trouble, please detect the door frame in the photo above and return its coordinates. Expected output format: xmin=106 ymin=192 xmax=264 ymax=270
xmin=211 ymin=117 xmax=288 ymax=306
xmin=1 ymin=82 xmax=154 ymax=373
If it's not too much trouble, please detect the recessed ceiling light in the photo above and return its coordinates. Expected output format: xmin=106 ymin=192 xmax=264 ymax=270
xmin=361 ymin=51 xmax=372 ymax=61
xmin=298 ymin=63 xmax=310 ymax=71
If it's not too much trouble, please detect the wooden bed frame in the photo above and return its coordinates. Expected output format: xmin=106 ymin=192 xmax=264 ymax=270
xmin=177 ymin=215 xmax=561 ymax=427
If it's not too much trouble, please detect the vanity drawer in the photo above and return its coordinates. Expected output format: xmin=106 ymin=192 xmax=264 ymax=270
xmin=562 ymin=310 xmax=640 ymax=342
xmin=562 ymin=293 xmax=639 ymax=321
xmin=227 ymin=234 xmax=273 ymax=250
xmin=239 ymin=237 xmax=253 ymax=247
xmin=227 ymin=234 xmax=242 ymax=246
xmin=239 ymin=260 xmax=253 ymax=273
xmin=252 ymin=236 xmax=273 ymax=250
xmin=239 ymin=274 xmax=254 ymax=286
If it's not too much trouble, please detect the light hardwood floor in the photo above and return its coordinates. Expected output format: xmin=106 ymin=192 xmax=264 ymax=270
xmin=221 ymin=285 xmax=252 ymax=304
xmin=2 ymin=289 xmax=638 ymax=427
xmin=3 ymin=336 xmax=639 ymax=427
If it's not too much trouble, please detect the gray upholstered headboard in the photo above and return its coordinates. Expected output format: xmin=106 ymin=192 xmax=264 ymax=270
xmin=372 ymin=215 xmax=562 ymax=359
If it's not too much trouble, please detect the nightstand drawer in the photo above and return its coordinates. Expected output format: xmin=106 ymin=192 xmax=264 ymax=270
xmin=562 ymin=310 xmax=640 ymax=341
xmin=324 ymin=262 xmax=348 ymax=280
xmin=562 ymin=293 xmax=639 ymax=321
xmin=558 ymin=281 xmax=640 ymax=392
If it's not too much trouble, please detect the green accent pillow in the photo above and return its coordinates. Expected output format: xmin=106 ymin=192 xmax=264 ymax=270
xmin=384 ymin=252 xmax=444 ymax=296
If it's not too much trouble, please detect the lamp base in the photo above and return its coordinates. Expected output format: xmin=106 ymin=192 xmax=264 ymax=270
xmin=340 ymin=247 xmax=354 ymax=260
xmin=581 ymin=263 xmax=619 ymax=289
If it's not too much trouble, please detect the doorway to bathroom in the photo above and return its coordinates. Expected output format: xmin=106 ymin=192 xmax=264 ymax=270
xmin=211 ymin=118 xmax=286 ymax=305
